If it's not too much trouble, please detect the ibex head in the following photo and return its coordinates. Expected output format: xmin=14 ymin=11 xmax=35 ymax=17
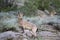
xmin=50 ymin=10 xmax=56 ymax=16
xmin=18 ymin=12 xmax=24 ymax=20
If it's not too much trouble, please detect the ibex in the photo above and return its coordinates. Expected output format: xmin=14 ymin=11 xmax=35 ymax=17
xmin=18 ymin=12 xmax=38 ymax=37
xmin=50 ymin=10 xmax=56 ymax=16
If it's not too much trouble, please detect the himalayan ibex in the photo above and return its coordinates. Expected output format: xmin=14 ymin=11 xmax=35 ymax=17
xmin=18 ymin=12 xmax=38 ymax=37
xmin=50 ymin=10 xmax=56 ymax=16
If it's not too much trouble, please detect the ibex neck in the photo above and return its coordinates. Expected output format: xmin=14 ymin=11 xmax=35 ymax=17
xmin=18 ymin=18 xmax=23 ymax=26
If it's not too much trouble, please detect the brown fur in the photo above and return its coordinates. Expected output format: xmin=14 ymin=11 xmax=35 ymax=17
xmin=18 ymin=13 xmax=38 ymax=37
xmin=50 ymin=10 xmax=56 ymax=16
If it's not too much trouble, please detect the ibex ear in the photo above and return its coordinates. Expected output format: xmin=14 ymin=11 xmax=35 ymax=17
xmin=18 ymin=12 xmax=24 ymax=17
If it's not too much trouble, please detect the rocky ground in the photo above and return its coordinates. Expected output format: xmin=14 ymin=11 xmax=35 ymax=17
xmin=0 ymin=23 xmax=60 ymax=40
xmin=0 ymin=11 xmax=60 ymax=40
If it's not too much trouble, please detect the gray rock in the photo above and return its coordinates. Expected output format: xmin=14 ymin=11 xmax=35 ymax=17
xmin=37 ymin=10 xmax=47 ymax=18
xmin=0 ymin=31 xmax=20 ymax=40
xmin=40 ymin=24 xmax=56 ymax=32
xmin=23 ymin=30 xmax=33 ymax=37
xmin=22 ymin=38 xmax=28 ymax=40
xmin=39 ymin=31 xmax=57 ymax=36
xmin=39 ymin=31 xmax=59 ymax=40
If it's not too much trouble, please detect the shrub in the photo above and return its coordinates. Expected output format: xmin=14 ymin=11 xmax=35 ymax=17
xmin=0 ymin=13 xmax=18 ymax=32
xmin=19 ymin=0 xmax=39 ymax=16
xmin=0 ymin=0 xmax=17 ymax=12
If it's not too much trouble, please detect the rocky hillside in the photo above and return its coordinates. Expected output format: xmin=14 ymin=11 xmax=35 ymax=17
xmin=0 ymin=11 xmax=60 ymax=40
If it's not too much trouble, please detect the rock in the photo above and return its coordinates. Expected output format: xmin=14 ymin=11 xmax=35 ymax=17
xmin=23 ymin=33 xmax=27 ymax=38
xmin=22 ymin=38 xmax=28 ymax=40
xmin=23 ymin=30 xmax=33 ymax=37
xmin=39 ymin=31 xmax=57 ymax=36
xmin=40 ymin=24 xmax=56 ymax=32
xmin=57 ymin=32 xmax=60 ymax=36
xmin=53 ymin=23 xmax=60 ymax=31
xmin=37 ymin=10 xmax=47 ymax=18
xmin=44 ymin=10 xmax=50 ymax=15
xmin=14 ymin=0 xmax=25 ymax=8
xmin=46 ymin=22 xmax=60 ymax=31
xmin=39 ymin=31 xmax=60 ymax=40
xmin=0 ymin=31 xmax=20 ymax=40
